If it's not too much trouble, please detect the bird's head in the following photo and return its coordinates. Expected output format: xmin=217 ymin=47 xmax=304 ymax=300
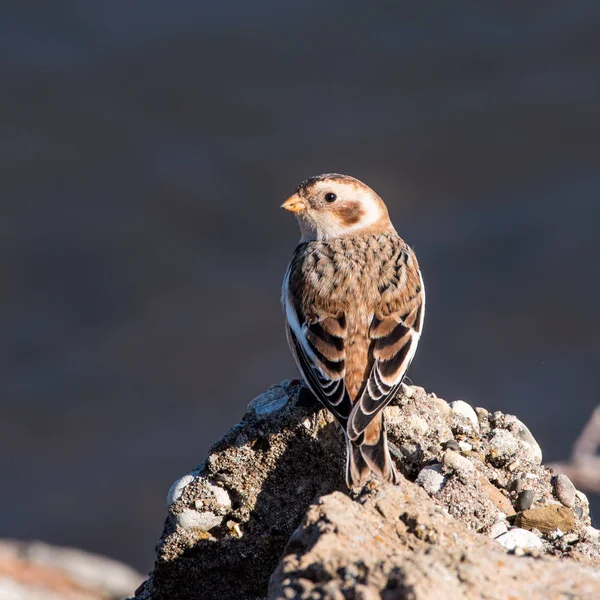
xmin=281 ymin=173 xmax=394 ymax=241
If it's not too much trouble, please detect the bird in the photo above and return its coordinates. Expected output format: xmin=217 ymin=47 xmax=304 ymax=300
xmin=281 ymin=173 xmax=425 ymax=489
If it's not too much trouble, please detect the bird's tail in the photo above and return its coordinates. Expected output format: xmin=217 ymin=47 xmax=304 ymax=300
xmin=345 ymin=413 xmax=398 ymax=489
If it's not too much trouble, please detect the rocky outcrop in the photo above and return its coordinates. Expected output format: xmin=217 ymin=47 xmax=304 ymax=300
xmin=131 ymin=381 xmax=600 ymax=600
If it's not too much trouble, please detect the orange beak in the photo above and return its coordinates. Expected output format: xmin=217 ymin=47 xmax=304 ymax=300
xmin=281 ymin=193 xmax=306 ymax=214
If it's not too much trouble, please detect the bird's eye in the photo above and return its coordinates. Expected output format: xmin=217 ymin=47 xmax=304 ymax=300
xmin=324 ymin=192 xmax=337 ymax=202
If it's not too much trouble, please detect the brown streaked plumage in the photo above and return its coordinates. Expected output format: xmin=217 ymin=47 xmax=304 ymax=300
xmin=281 ymin=173 xmax=425 ymax=488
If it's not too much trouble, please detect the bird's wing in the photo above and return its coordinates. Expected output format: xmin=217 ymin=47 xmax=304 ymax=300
xmin=347 ymin=254 xmax=425 ymax=443
xmin=283 ymin=265 xmax=353 ymax=426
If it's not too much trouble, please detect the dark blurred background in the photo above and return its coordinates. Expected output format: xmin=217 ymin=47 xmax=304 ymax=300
xmin=1 ymin=1 xmax=599 ymax=573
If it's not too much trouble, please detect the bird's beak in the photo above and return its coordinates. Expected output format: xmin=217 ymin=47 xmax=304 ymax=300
xmin=281 ymin=193 xmax=306 ymax=214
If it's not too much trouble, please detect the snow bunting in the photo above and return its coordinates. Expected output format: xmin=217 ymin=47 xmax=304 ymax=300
xmin=281 ymin=173 xmax=425 ymax=488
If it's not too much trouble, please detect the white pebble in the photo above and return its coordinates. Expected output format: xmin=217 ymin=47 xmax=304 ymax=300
xmin=490 ymin=521 xmax=508 ymax=538
xmin=450 ymin=400 xmax=480 ymax=431
xmin=585 ymin=526 xmax=600 ymax=542
xmin=576 ymin=490 xmax=590 ymax=505
xmin=248 ymin=384 xmax=289 ymax=416
xmin=458 ymin=441 xmax=472 ymax=452
xmin=207 ymin=482 xmax=231 ymax=507
xmin=429 ymin=395 xmax=452 ymax=416
xmin=408 ymin=414 xmax=429 ymax=436
xmin=400 ymin=383 xmax=414 ymax=398
xmin=176 ymin=509 xmax=223 ymax=531
xmin=167 ymin=474 xmax=196 ymax=507
xmin=549 ymin=529 xmax=564 ymax=540
xmin=489 ymin=430 xmax=519 ymax=459
xmin=415 ymin=464 xmax=446 ymax=494
xmin=495 ymin=528 xmax=543 ymax=551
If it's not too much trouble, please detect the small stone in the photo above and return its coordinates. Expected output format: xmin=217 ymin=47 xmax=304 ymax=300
xmin=495 ymin=528 xmax=543 ymax=551
xmin=408 ymin=414 xmax=429 ymax=436
xmin=506 ymin=416 xmax=543 ymax=464
xmin=226 ymin=520 xmax=243 ymax=538
xmin=480 ymin=478 xmax=515 ymax=516
xmin=549 ymin=529 xmax=564 ymax=540
xmin=466 ymin=451 xmax=486 ymax=463
xmin=573 ymin=505 xmax=584 ymax=519
xmin=442 ymin=450 xmax=474 ymax=475
xmin=490 ymin=521 xmax=508 ymax=538
xmin=515 ymin=505 xmax=576 ymax=534
xmin=176 ymin=508 xmax=223 ymax=531
xmin=562 ymin=533 xmax=579 ymax=544
xmin=207 ymin=482 xmax=232 ymax=507
xmin=450 ymin=400 xmax=479 ymax=431
xmin=442 ymin=439 xmax=460 ymax=451
xmin=401 ymin=383 xmax=414 ymax=398
xmin=167 ymin=474 xmax=196 ymax=508
xmin=507 ymin=461 xmax=520 ymax=472
xmin=429 ymin=395 xmax=451 ymax=416
xmin=489 ymin=430 xmax=519 ymax=460
xmin=514 ymin=546 xmax=525 ymax=556
xmin=427 ymin=445 xmax=440 ymax=457
xmin=475 ymin=407 xmax=489 ymax=428
xmin=416 ymin=464 xmax=447 ymax=495
xmin=458 ymin=441 xmax=472 ymax=452
xmin=554 ymin=474 xmax=576 ymax=508
xmin=576 ymin=490 xmax=589 ymax=505
xmin=510 ymin=478 xmax=525 ymax=493
xmin=516 ymin=490 xmax=534 ymax=511
xmin=584 ymin=526 xmax=600 ymax=542
xmin=248 ymin=385 xmax=289 ymax=417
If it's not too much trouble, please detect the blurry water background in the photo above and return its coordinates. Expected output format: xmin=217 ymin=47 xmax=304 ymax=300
xmin=1 ymin=1 xmax=599 ymax=571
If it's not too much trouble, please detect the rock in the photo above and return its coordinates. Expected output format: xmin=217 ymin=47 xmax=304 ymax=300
xmin=130 ymin=381 xmax=600 ymax=600
xmin=442 ymin=439 xmax=460 ymax=451
xmin=248 ymin=384 xmax=290 ymax=417
xmin=574 ymin=505 xmax=584 ymax=519
xmin=167 ymin=473 xmax=197 ymax=507
xmin=495 ymin=528 xmax=543 ymax=551
xmin=416 ymin=463 xmax=446 ymax=494
xmin=408 ymin=414 xmax=430 ymax=436
xmin=450 ymin=400 xmax=479 ymax=431
xmin=428 ymin=394 xmax=451 ymax=416
xmin=0 ymin=539 xmax=143 ymax=600
xmin=515 ymin=506 xmax=576 ymax=534
xmin=176 ymin=508 xmax=222 ymax=531
xmin=585 ymin=527 xmax=600 ymax=542
xmin=562 ymin=533 xmax=579 ymax=545
xmin=554 ymin=474 xmax=576 ymax=508
xmin=480 ymin=478 xmax=515 ymax=516
xmin=516 ymin=489 xmax=535 ymax=511
xmin=475 ymin=407 xmax=489 ymax=431
xmin=511 ymin=478 xmax=525 ymax=493
xmin=204 ymin=482 xmax=231 ymax=508
xmin=505 ymin=416 xmax=543 ymax=465
xmin=271 ymin=487 xmax=599 ymax=599
xmin=442 ymin=450 xmax=474 ymax=475
xmin=458 ymin=440 xmax=472 ymax=452
xmin=489 ymin=430 xmax=520 ymax=461
xmin=490 ymin=521 xmax=508 ymax=538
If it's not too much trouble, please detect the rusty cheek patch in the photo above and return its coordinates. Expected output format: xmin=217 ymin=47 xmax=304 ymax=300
xmin=334 ymin=203 xmax=364 ymax=226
